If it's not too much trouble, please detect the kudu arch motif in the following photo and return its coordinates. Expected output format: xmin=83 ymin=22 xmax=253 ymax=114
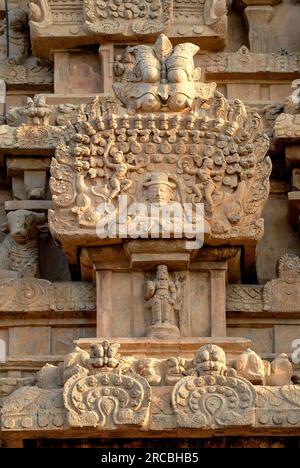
xmin=63 ymin=341 xmax=151 ymax=428
xmin=49 ymin=34 xmax=271 ymax=254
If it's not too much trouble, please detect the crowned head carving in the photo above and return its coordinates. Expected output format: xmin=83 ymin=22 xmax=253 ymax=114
xmin=143 ymin=173 xmax=176 ymax=206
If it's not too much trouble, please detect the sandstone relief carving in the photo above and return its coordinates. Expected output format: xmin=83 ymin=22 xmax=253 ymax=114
xmin=171 ymin=0 xmax=227 ymax=40
xmin=49 ymin=36 xmax=271 ymax=256
xmin=2 ymin=342 xmax=300 ymax=434
xmin=172 ymin=344 xmax=257 ymax=429
xmin=0 ymin=209 xmax=46 ymax=278
xmin=83 ymin=0 xmax=172 ymax=37
xmin=236 ymin=349 xmax=293 ymax=386
xmin=256 ymin=385 xmax=300 ymax=428
xmin=28 ymin=0 xmax=227 ymax=58
xmin=197 ymin=46 xmax=300 ymax=75
xmin=0 ymin=279 xmax=95 ymax=313
xmin=1 ymin=386 xmax=65 ymax=432
xmin=226 ymin=285 xmax=263 ymax=312
xmin=12 ymin=96 xmax=54 ymax=149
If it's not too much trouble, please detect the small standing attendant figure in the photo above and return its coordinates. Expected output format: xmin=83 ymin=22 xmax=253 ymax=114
xmin=145 ymin=264 xmax=180 ymax=339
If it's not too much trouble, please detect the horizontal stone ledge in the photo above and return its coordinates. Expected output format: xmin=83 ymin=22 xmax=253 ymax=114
xmin=75 ymin=337 xmax=251 ymax=361
xmin=4 ymin=200 xmax=53 ymax=212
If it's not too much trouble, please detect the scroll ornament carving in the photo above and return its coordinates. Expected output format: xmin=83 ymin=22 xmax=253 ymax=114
xmin=263 ymin=254 xmax=300 ymax=312
xmin=63 ymin=341 xmax=151 ymax=428
xmin=226 ymin=285 xmax=263 ymax=312
xmin=29 ymin=0 xmax=52 ymax=28
xmin=172 ymin=344 xmax=256 ymax=429
xmin=83 ymin=0 xmax=172 ymax=36
xmin=256 ymin=385 xmax=300 ymax=427
xmin=1 ymin=386 xmax=65 ymax=431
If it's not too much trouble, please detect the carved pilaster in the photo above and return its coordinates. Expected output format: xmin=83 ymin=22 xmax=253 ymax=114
xmin=244 ymin=6 xmax=274 ymax=53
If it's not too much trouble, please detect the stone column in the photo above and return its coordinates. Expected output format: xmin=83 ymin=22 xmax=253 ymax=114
xmin=99 ymin=44 xmax=114 ymax=93
xmin=0 ymin=79 xmax=6 ymax=123
xmin=244 ymin=6 xmax=274 ymax=53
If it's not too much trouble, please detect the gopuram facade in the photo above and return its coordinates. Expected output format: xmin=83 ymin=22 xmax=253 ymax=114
xmin=0 ymin=0 xmax=300 ymax=449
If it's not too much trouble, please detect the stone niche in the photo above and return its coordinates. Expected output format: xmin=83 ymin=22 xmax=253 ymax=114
xmin=81 ymin=241 xmax=231 ymax=340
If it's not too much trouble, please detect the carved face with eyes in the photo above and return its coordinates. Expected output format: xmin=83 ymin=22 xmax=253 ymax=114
xmin=195 ymin=344 xmax=227 ymax=376
xmin=146 ymin=184 xmax=174 ymax=206
xmin=143 ymin=173 xmax=176 ymax=207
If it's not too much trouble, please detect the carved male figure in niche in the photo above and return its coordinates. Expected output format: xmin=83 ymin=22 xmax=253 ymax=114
xmin=145 ymin=265 xmax=177 ymax=327
xmin=104 ymin=140 xmax=139 ymax=201
xmin=183 ymin=158 xmax=217 ymax=215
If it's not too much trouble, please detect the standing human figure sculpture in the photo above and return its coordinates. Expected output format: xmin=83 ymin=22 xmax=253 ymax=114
xmin=145 ymin=264 xmax=177 ymax=328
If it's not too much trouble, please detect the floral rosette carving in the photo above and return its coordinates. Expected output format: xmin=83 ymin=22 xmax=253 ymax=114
xmin=63 ymin=342 xmax=151 ymax=429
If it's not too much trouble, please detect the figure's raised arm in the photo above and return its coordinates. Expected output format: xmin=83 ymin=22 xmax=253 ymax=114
xmin=103 ymin=140 xmax=115 ymax=168
xmin=183 ymin=161 xmax=196 ymax=175
xmin=145 ymin=281 xmax=156 ymax=300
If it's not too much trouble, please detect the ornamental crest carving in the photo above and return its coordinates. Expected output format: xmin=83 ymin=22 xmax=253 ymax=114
xmin=172 ymin=345 xmax=256 ymax=429
xmin=83 ymin=0 xmax=172 ymax=36
xmin=63 ymin=341 xmax=151 ymax=428
xmin=49 ymin=35 xmax=271 ymax=256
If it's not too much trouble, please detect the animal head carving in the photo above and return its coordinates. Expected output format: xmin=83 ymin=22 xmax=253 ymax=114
xmin=7 ymin=210 xmax=46 ymax=243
